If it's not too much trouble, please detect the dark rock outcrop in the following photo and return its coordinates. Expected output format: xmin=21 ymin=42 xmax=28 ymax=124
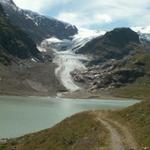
xmin=102 ymin=28 xmax=140 ymax=48
xmin=77 ymin=28 xmax=140 ymax=65
xmin=72 ymin=58 xmax=145 ymax=90
xmin=0 ymin=4 xmax=41 ymax=64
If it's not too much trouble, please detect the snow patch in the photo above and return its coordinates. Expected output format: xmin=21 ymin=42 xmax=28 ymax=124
xmin=46 ymin=37 xmax=62 ymax=43
xmin=71 ymin=28 xmax=105 ymax=52
xmin=74 ymin=28 xmax=105 ymax=39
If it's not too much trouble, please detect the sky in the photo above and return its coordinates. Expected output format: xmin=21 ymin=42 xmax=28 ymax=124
xmin=13 ymin=0 xmax=150 ymax=30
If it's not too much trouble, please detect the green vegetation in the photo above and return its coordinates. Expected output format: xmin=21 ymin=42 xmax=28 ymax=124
xmin=111 ymin=52 xmax=150 ymax=99
xmin=0 ymin=112 xmax=109 ymax=150
xmin=109 ymin=53 xmax=150 ymax=149
xmin=112 ymin=76 xmax=150 ymax=99
xmin=110 ymin=100 xmax=150 ymax=149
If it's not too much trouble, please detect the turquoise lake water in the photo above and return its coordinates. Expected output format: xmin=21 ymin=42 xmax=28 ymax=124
xmin=0 ymin=96 xmax=139 ymax=138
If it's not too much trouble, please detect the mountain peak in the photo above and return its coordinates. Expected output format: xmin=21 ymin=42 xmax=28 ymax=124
xmin=103 ymin=28 xmax=140 ymax=48
xmin=0 ymin=0 xmax=14 ymax=5
xmin=0 ymin=0 xmax=78 ymax=42
xmin=0 ymin=0 xmax=18 ymax=11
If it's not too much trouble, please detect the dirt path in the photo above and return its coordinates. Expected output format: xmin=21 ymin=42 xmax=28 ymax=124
xmin=100 ymin=119 xmax=125 ymax=150
xmin=95 ymin=112 xmax=138 ymax=150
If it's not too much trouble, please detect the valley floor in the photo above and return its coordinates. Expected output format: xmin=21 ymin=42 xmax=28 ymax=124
xmin=0 ymin=62 xmax=65 ymax=97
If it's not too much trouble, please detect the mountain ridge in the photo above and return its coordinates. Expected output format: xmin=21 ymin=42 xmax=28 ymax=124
xmin=0 ymin=4 xmax=41 ymax=64
xmin=0 ymin=0 xmax=78 ymax=42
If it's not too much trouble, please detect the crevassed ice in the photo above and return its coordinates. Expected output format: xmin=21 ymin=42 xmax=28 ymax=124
xmin=41 ymin=28 xmax=105 ymax=92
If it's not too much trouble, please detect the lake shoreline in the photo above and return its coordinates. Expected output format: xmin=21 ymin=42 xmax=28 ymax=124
xmin=0 ymin=92 xmax=139 ymax=101
xmin=0 ymin=96 xmax=139 ymax=139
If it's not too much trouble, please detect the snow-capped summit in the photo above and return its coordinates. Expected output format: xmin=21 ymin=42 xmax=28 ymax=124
xmin=0 ymin=0 xmax=78 ymax=42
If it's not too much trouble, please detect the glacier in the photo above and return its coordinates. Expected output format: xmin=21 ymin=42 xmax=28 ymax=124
xmin=40 ymin=28 xmax=105 ymax=92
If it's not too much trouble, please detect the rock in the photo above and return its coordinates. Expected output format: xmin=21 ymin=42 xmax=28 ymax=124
xmin=71 ymin=61 xmax=145 ymax=91
xmin=103 ymin=28 xmax=140 ymax=48
xmin=113 ymin=68 xmax=145 ymax=83
xmin=134 ymin=61 xmax=145 ymax=66
xmin=77 ymin=28 xmax=140 ymax=65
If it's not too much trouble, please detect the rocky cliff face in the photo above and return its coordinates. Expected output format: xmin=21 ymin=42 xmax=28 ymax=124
xmin=0 ymin=4 xmax=41 ymax=64
xmin=0 ymin=0 xmax=78 ymax=43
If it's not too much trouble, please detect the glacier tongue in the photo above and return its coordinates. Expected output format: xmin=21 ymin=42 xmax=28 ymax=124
xmin=53 ymin=50 xmax=88 ymax=91
xmin=41 ymin=29 xmax=105 ymax=92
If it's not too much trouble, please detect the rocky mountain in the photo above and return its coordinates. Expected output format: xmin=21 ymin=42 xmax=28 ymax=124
xmin=0 ymin=0 xmax=78 ymax=43
xmin=0 ymin=4 xmax=41 ymax=65
xmin=71 ymin=28 xmax=150 ymax=93
xmin=0 ymin=3 xmax=65 ymax=96
xmin=76 ymin=28 xmax=140 ymax=65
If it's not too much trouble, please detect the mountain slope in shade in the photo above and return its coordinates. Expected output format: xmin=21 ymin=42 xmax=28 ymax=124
xmin=76 ymin=28 xmax=140 ymax=64
xmin=0 ymin=4 xmax=41 ymax=64
xmin=0 ymin=0 xmax=78 ymax=43
xmin=0 ymin=3 xmax=65 ymax=95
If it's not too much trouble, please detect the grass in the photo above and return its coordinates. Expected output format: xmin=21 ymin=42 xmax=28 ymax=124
xmin=110 ymin=100 xmax=150 ymax=149
xmin=111 ymin=75 xmax=150 ymax=99
xmin=0 ymin=112 xmax=109 ymax=150
xmin=104 ymin=52 xmax=150 ymax=149
xmin=110 ymin=52 xmax=150 ymax=99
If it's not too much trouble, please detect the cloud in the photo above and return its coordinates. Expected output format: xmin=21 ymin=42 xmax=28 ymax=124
xmin=14 ymin=0 xmax=72 ymax=12
xmin=57 ymin=12 xmax=112 ymax=28
xmin=82 ymin=0 xmax=150 ymax=23
xmin=13 ymin=0 xmax=150 ymax=29
xmin=56 ymin=0 xmax=150 ymax=28
xmin=94 ymin=14 xmax=112 ymax=23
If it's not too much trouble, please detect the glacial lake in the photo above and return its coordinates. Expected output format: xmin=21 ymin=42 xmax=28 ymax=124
xmin=0 ymin=96 xmax=139 ymax=139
